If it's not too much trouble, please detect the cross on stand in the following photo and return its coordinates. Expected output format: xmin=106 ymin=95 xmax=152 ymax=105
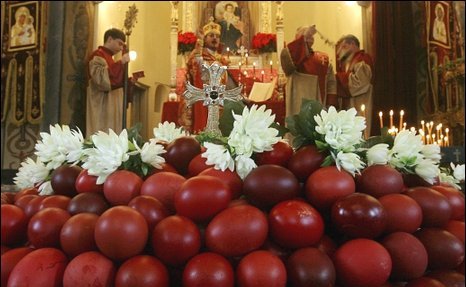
xmin=183 ymin=62 xmax=243 ymax=136
xmin=238 ymin=46 xmax=248 ymax=57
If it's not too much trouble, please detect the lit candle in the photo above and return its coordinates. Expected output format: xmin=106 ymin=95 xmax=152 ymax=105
xmin=261 ymin=70 xmax=265 ymax=82
xmin=226 ymin=47 xmax=230 ymax=60
xmin=270 ymin=60 xmax=273 ymax=74
xmin=445 ymin=128 xmax=449 ymax=146
xmin=436 ymin=124 xmax=441 ymax=140
xmin=403 ymin=122 xmax=407 ymax=130
xmin=238 ymin=61 xmax=242 ymax=73
xmin=421 ymin=120 xmax=425 ymax=136
xmin=379 ymin=111 xmax=383 ymax=129
xmin=245 ymin=53 xmax=249 ymax=66
xmin=399 ymin=110 xmax=404 ymax=131
xmin=361 ymin=104 xmax=366 ymax=118
xmin=426 ymin=134 xmax=431 ymax=145
xmin=389 ymin=110 xmax=394 ymax=129
xmin=253 ymin=62 xmax=256 ymax=79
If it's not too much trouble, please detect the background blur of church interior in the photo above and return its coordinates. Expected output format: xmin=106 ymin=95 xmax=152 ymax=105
xmin=1 ymin=1 xmax=464 ymax=184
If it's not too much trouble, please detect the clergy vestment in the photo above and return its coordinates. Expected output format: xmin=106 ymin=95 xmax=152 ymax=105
xmin=181 ymin=47 xmax=230 ymax=134
xmin=280 ymin=35 xmax=337 ymax=118
xmin=336 ymin=50 xmax=373 ymax=135
xmin=86 ymin=46 xmax=125 ymax=138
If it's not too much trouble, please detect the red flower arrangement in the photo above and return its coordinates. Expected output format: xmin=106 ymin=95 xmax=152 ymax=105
xmin=178 ymin=31 xmax=197 ymax=54
xmin=252 ymin=33 xmax=277 ymax=53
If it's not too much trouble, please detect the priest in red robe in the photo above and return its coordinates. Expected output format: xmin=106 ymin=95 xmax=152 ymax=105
xmin=180 ymin=18 xmax=231 ymax=134
xmin=280 ymin=25 xmax=338 ymax=118
xmin=336 ymin=34 xmax=373 ymax=135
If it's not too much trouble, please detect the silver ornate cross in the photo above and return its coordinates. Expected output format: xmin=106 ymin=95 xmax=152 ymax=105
xmin=183 ymin=62 xmax=242 ymax=135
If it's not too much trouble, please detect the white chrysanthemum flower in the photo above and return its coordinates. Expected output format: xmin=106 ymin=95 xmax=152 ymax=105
xmin=202 ymin=142 xmax=235 ymax=171
xmin=314 ymin=107 xmax=365 ymax=152
xmin=421 ymin=144 xmax=441 ymax=164
xmin=414 ymin=158 xmax=439 ymax=185
xmin=366 ymin=143 xmax=390 ymax=166
xmin=153 ymin=121 xmax=187 ymax=143
xmin=228 ymin=132 xmax=254 ymax=157
xmin=391 ymin=130 xmax=423 ymax=160
xmin=35 ymin=124 xmax=84 ymax=169
xmin=451 ymin=163 xmax=465 ymax=181
xmin=82 ymin=129 xmax=130 ymax=184
xmin=439 ymin=172 xmax=461 ymax=190
xmin=230 ymin=105 xmax=280 ymax=155
xmin=133 ymin=139 xmax=166 ymax=169
xmin=334 ymin=151 xmax=365 ymax=176
xmin=235 ymin=155 xmax=257 ymax=180
xmin=14 ymin=157 xmax=51 ymax=189
xmin=38 ymin=181 xmax=54 ymax=196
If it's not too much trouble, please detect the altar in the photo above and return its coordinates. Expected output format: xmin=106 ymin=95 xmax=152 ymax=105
xmin=163 ymin=64 xmax=286 ymax=129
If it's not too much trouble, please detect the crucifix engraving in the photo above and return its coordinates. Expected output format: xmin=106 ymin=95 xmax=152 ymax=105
xmin=183 ymin=62 xmax=243 ymax=135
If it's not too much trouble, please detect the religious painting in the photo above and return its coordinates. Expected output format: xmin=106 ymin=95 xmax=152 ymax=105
xmin=214 ymin=1 xmax=244 ymax=53
xmin=8 ymin=1 xmax=38 ymax=52
xmin=427 ymin=1 xmax=450 ymax=49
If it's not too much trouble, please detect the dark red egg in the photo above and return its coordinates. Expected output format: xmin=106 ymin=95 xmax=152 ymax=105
xmin=151 ymin=215 xmax=201 ymax=267
xmin=27 ymin=207 xmax=71 ymax=248
xmin=381 ymin=232 xmax=428 ymax=281
xmin=379 ymin=193 xmax=423 ymax=234
xmin=431 ymin=185 xmax=465 ymax=220
xmin=67 ymin=192 xmax=109 ymax=215
xmin=357 ymin=165 xmax=404 ymax=197
xmin=1 ymin=204 xmax=28 ymax=246
xmin=50 ymin=164 xmax=82 ymax=197
xmin=60 ymin=213 xmax=99 ymax=258
xmin=287 ymin=145 xmax=325 ymax=182
xmin=1 ymin=247 xmax=34 ymax=286
xmin=128 ymin=195 xmax=168 ymax=232
xmin=243 ymin=164 xmax=300 ymax=209
xmin=444 ymin=220 xmax=465 ymax=243
xmin=404 ymin=187 xmax=451 ymax=227
xmin=38 ymin=195 xmax=71 ymax=211
xmin=13 ymin=187 xmax=38 ymax=202
xmin=331 ymin=193 xmax=386 ymax=239
xmin=164 ymin=136 xmax=201 ymax=175
xmin=286 ymin=247 xmax=335 ymax=287
xmin=115 ymin=255 xmax=169 ymax=287
xmin=187 ymin=153 xmax=213 ymax=177
xmin=183 ymin=252 xmax=234 ymax=287
xmin=414 ymin=227 xmax=465 ymax=270
xmin=426 ymin=270 xmax=465 ymax=287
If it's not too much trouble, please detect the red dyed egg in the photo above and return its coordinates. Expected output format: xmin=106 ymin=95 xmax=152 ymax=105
xmin=95 ymin=206 xmax=148 ymax=261
xmin=243 ymin=164 xmax=300 ymax=209
xmin=287 ymin=145 xmax=325 ymax=182
xmin=357 ymin=165 xmax=404 ymax=197
xmin=199 ymin=167 xmax=243 ymax=199
xmin=333 ymin=238 xmax=392 ymax=287
xmin=115 ymin=255 xmax=169 ymax=287
xmin=63 ymin=251 xmax=115 ymax=287
xmin=103 ymin=170 xmax=143 ymax=206
xmin=1 ymin=204 xmax=28 ymax=246
xmin=286 ymin=247 xmax=335 ymax=287
xmin=183 ymin=252 xmax=234 ymax=287
xmin=27 ymin=207 xmax=71 ymax=248
xmin=140 ymin=171 xmax=186 ymax=214
xmin=60 ymin=213 xmax=99 ymax=257
xmin=128 ymin=195 xmax=168 ymax=231
xmin=305 ymin=166 xmax=355 ymax=211
xmin=67 ymin=192 xmax=109 ymax=215
xmin=405 ymin=187 xmax=451 ymax=227
xmin=237 ymin=250 xmax=286 ymax=287
xmin=269 ymin=200 xmax=324 ymax=248
xmin=50 ymin=164 xmax=82 ymax=197
xmin=379 ymin=193 xmax=423 ymax=234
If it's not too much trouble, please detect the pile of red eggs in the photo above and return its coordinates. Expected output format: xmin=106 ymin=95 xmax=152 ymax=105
xmin=1 ymin=136 xmax=465 ymax=287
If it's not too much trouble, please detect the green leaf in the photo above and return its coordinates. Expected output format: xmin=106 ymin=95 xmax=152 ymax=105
xmin=141 ymin=164 xmax=149 ymax=176
xmin=315 ymin=140 xmax=328 ymax=151
xmin=362 ymin=134 xmax=394 ymax=149
xmin=285 ymin=115 xmax=300 ymax=136
xmin=321 ymin=155 xmax=334 ymax=167
xmin=195 ymin=131 xmax=228 ymax=146
xmin=219 ymin=101 xmax=246 ymax=137
xmin=127 ymin=122 xmax=144 ymax=145
xmin=271 ymin=122 xmax=289 ymax=138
